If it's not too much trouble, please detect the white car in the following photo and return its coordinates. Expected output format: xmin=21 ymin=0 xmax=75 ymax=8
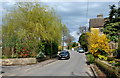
xmin=77 ymin=48 xmax=84 ymax=53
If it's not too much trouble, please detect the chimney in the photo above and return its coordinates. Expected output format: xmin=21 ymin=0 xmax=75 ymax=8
xmin=97 ymin=14 xmax=103 ymax=18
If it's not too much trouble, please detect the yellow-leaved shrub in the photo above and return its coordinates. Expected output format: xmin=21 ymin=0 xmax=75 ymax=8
xmin=87 ymin=29 xmax=113 ymax=56
xmin=58 ymin=46 xmax=62 ymax=51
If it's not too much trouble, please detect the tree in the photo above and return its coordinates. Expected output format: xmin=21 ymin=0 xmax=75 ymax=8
xmin=61 ymin=24 xmax=74 ymax=50
xmin=71 ymin=42 xmax=78 ymax=47
xmin=87 ymin=29 xmax=112 ymax=56
xmin=77 ymin=26 xmax=88 ymax=35
xmin=62 ymin=24 xmax=69 ymax=37
xmin=117 ymin=33 xmax=120 ymax=59
xmin=103 ymin=22 xmax=120 ymax=42
xmin=61 ymin=24 xmax=69 ymax=49
xmin=64 ymin=34 xmax=74 ymax=50
xmin=104 ymin=5 xmax=120 ymax=42
xmin=2 ymin=2 xmax=63 ymax=58
xmin=64 ymin=35 xmax=74 ymax=44
xmin=109 ymin=5 xmax=117 ymax=23
xmin=78 ymin=33 xmax=88 ymax=51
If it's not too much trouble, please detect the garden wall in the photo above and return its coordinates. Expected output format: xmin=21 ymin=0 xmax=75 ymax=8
xmin=2 ymin=58 xmax=37 ymax=66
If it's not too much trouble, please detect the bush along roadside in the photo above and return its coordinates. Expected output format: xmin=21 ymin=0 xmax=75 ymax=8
xmin=95 ymin=59 xmax=120 ymax=78
xmin=85 ymin=53 xmax=120 ymax=77
xmin=86 ymin=53 xmax=95 ymax=65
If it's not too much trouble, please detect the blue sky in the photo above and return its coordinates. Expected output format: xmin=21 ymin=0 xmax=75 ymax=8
xmin=0 ymin=1 xmax=118 ymax=42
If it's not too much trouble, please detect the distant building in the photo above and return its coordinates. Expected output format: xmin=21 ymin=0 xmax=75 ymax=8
xmin=89 ymin=14 xmax=105 ymax=34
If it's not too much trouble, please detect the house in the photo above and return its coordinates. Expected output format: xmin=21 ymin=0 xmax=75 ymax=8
xmin=89 ymin=14 xmax=118 ymax=55
xmin=89 ymin=14 xmax=105 ymax=34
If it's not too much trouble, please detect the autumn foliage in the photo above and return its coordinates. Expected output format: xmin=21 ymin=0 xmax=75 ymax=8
xmin=87 ymin=29 xmax=112 ymax=56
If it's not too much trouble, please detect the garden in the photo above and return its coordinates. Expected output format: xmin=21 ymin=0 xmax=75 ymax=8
xmin=79 ymin=4 xmax=120 ymax=77
xmin=85 ymin=29 xmax=120 ymax=77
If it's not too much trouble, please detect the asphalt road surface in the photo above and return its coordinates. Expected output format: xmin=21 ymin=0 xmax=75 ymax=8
xmin=2 ymin=51 xmax=93 ymax=76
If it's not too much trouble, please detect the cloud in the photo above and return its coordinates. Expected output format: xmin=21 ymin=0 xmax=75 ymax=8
xmin=44 ymin=2 xmax=118 ymax=42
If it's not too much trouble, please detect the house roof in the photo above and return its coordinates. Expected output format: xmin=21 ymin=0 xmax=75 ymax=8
xmin=89 ymin=18 xmax=104 ymax=28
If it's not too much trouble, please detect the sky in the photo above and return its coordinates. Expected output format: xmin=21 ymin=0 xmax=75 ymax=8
xmin=0 ymin=1 xmax=119 ymax=42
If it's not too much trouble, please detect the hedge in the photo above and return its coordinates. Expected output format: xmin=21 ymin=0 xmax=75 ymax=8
xmin=95 ymin=59 xmax=120 ymax=78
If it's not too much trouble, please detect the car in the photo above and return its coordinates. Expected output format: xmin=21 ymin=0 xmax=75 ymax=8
xmin=77 ymin=48 xmax=84 ymax=53
xmin=58 ymin=51 xmax=70 ymax=60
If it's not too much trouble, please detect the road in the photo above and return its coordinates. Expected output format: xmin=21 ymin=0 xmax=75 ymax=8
xmin=2 ymin=51 xmax=93 ymax=76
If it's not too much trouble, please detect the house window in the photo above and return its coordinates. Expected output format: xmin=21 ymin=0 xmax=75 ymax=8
xmin=100 ymin=28 xmax=103 ymax=32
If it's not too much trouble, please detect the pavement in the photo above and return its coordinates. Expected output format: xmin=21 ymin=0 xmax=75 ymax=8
xmin=1 ymin=51 xmax=93 ymax=77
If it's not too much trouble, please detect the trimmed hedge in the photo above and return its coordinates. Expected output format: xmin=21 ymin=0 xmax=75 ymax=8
xmin=95 ymin=59 xmax=120 ymax=78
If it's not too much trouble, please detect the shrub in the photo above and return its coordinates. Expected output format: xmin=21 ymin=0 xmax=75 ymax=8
xmin=42 ymin=41 xmax=58 ymax=58
xmin=108 ymin=59 xmax=120 ymax=66
xmin=87 ymin=29 xmax=112 ymax=55
xmin=115 ymin=62 xmax=120 ymax=66
xmin=36 ymin=51 xmax=46 ymax=58
xmin=58 ymin=46 xmax=62 ymax=51
xmin=93 ymin=52 xmax=100 ymax=57
xmin=78 ymin=33 xmax=88 ymax=52
xmin=116 ymin=49 xmax=120 ymax=59
xmin=2 ymin=55 xmax=9 ymax=59
xmin=95 ymin=59 xmax=119 ymax=78
xmin=109 ymin=60 xmax=116 ymax=64
xmin=115 ymin=59 xmax=120 ymax=66
xmin=86 ymin=54 xmax=95 ymax=64
xmin=98 ymin=55 xmax=108 ymax=61
xmin=107 ymin=56 xmax=115 ymax=61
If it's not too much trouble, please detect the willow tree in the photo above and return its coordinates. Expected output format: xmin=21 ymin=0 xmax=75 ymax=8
xmin=2 ymin=2 xmax=63 ymax=58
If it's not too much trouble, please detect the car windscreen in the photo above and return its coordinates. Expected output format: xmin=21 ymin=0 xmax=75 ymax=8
xmin=79 ymin=48 xmax=83 ymax=50
xmin=60 ymin=52 xmax=68 ymax=55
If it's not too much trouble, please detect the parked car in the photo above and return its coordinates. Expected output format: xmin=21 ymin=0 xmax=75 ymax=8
xmin=77 ymin=48 xmax=84 ymax=53
xmin=58 ymin=51 xmax=70 ymax=60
